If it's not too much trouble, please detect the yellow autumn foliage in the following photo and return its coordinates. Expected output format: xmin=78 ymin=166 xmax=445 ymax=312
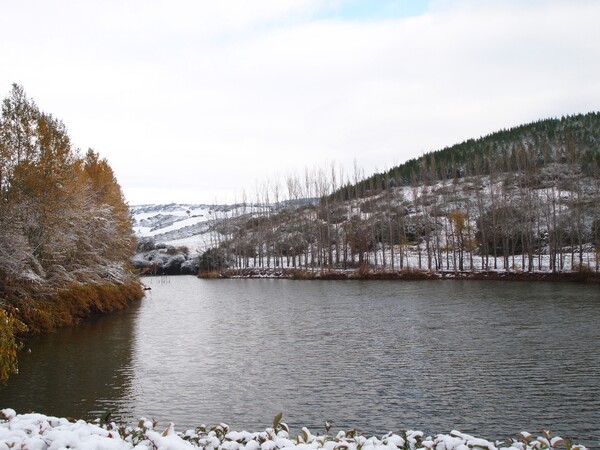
xmin=0 ymin=84 xmax=143 ymax=382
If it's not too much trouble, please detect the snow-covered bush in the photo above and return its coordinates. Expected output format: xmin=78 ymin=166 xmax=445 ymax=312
xmin=133 ymin=240 xmax=198 ymax=275
xmin=0 ymin=410 xmax=589 ymax=450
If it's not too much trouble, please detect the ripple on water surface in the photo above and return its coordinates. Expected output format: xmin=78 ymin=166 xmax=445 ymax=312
xmin=1 ymin=277 xmax=599 ymax=447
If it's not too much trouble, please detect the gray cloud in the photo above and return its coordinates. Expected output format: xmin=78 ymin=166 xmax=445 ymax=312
xmin=1 ymin=0 xmax=599 ymax=204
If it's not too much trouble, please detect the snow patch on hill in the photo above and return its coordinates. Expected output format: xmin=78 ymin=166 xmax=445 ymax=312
xmin=130 ymin=203 xmax=263 ymax=274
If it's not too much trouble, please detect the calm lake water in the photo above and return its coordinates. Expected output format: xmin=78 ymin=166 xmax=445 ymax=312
xmin=1 ymin=277 xmax=599 ymax=446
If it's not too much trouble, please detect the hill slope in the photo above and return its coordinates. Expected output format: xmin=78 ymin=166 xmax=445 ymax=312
xmin=349 ymin=112 xmax=600 ymax=197
xmin=133 ymin=112 xmax=600 ymax=277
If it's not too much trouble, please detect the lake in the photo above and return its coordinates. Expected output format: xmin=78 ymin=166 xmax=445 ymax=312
xmin=1 ymin=277 xmax=599 ymax=447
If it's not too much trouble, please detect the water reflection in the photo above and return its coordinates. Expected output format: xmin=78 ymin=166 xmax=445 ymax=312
xmin=1 ymin=278 xmax=599 ymax=448
xmin=125 ymin=278 xmax=600 ymax=447
xmin=0 ymin=299 xmax=141 ymax=422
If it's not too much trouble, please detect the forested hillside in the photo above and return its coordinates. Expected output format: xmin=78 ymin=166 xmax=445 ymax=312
xmin=196 ymin=113 xmax=600 ymax=278
xmin=0 ymin=84 xmax=142 ymax=382
xmin=347 ymin=112 xmax=600 ymax=197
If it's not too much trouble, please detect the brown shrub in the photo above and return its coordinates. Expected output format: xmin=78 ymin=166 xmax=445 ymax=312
xmin=9 ymin=281 xmax=143 ymax=336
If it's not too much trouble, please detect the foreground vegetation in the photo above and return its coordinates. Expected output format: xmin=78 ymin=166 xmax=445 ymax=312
xmin=198 ymin=113 xmax=600 ymax=277
xmin=0 ymin=410 xmax=589 ymax=450
xmin=0 ymin=84 xmax=143 ymax=383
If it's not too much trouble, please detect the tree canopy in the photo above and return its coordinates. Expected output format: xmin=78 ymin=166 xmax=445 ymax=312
xmin=0 ymin=84 xmax=141 ymax=383
xmin=0 ymin=84 xmax=137 ymax=292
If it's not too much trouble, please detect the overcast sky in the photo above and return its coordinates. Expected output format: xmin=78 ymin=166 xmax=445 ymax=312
xmin=1 ymin=0 xmax=599 ymax=205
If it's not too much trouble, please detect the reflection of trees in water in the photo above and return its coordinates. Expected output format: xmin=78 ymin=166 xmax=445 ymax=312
xmin=0 ymin=300 xmax=141 ymax=422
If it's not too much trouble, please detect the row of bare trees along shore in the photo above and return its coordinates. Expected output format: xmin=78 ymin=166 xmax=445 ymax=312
xmin=198 ymin=113 xmax=600 ymax=277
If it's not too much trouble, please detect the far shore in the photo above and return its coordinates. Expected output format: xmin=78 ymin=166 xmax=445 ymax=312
xmin=195 ymin=267 xmax=600 ymax=283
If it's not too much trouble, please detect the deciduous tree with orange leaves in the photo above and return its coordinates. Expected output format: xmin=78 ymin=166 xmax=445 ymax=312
xmin=0 ymin=84 xmax=142 ymax=383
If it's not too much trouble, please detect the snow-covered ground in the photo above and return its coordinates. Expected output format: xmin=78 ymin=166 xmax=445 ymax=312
xmin=131 ymin=193 xmax=599 ymax=275
xmin=131 ymin=203 xmax=259 ymax=254
xmin=131 ymin=204 xmax=215 ymax=248
xmin=131 ymin=203 xmax=265 ymax=273
xmin=0 ymin=409 xmax=588 ymax=450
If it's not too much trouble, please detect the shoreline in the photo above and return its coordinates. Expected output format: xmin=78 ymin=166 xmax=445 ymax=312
xmin=0 ymin=409 xmax=591 ymax=450
xmin=196 ymin=268 xmax=600 ymax=283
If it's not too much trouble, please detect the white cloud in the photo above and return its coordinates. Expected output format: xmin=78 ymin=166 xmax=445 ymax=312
xmin=1 ymin=0 xmax=599 ymax=204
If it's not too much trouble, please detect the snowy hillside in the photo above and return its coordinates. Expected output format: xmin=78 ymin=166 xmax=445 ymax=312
xmin=131 ymin=202 xmax=291 ymax=253
xmin=130 ymin=113 xmax=600 ymax=277
xmin=130 ymin=203 xmax=264 ymax=274
xmin=131 ymin=203 xmax=217 ymax=253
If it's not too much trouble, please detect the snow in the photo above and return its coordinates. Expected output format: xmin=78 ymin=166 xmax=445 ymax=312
xmin=0 ymin=410 xmax=590 ymax=450
xmin=131 ymin=171 xmax=600 ymax=276
xmin=130 ymin=203 xmax=265 ymax=255
xmin=131 ymin=204 xmax=214 ymax=239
